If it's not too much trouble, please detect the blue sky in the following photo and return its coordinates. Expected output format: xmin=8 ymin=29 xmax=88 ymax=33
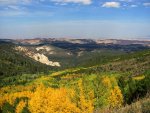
xmin=0 ymin=0 xmax=150 ymax=39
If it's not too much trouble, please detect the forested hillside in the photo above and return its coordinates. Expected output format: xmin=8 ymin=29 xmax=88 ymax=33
xmin=0 ymin=42 xmax=53 ymax=77
xmin=0 ymin=40 xmax=150 ymax=113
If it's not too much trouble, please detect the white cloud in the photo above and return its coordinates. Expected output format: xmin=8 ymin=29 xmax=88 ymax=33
xmin=51 ymin=0 xmax=92 ymax=5
xmin=130 ymin=4 xmax=137 ymax=7
xmin=143 ymin=3 xmax=150 ymax=7
xmin=102 ymin=2 xmax=120 ymax=8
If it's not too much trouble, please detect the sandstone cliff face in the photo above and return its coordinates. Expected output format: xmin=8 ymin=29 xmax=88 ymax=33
xmin=15 ymin=46 xmax=60 ymax=67
xmin=32 ymin=53 xmax=60 ymax=67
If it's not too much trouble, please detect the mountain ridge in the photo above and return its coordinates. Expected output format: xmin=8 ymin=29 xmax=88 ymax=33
xmin=1 ymin=38 xmax=150 ymax=46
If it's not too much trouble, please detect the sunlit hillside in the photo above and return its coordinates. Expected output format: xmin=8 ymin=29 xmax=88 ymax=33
xmin=0 ymin=41 xmax=150 ymax=112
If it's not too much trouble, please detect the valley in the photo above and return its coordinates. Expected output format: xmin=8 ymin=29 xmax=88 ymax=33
xmin=0 ymin=38 xmax=150 ymax=113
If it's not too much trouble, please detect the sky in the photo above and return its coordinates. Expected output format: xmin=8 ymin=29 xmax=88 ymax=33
xmin=0 ymin=0 xmax=150 ymax=39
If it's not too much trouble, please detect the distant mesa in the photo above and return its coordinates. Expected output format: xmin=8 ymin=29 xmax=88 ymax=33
xmin=11 ymin=38 xmax=150 ymax=46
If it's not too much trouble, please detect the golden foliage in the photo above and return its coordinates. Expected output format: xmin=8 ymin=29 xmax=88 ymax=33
xmin=0 ymin=85 xmax=35 ymax=95
xmin=0 ymin=76 xmax=124 ymax=113
xmin=102 ymin=76 xmax=111 ymax=88
xmin=29 ymin=84 xmax=81 ymax=113
xmin=0 ymin=81 xmax=95 ymax=113
xmin=16 ymin=100 xmax=26 ymax=113
xmin=133 ymin=75 xmax=145 ymax=80
xmin=78 ymin=80 xmax=94 ymax=113
xmin=0 ymin=90 xmax=33 ymax=107
xmin=108 ymin=86 xmax=123 ymax=108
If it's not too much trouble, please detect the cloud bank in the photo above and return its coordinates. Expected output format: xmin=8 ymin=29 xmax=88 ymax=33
xmin=102 ymin=2 xmax=120 ymax=8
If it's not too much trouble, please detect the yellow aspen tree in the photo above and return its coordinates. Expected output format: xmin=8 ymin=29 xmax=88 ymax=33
xmin=15 ymin=100 xmax=26 ymax=113
xmin=108 ymin=86 xmax=123 ymax=108
xmin=29 ymin=84 xmax=81 ymax=113
xmin=102 ymin=76 xmax=111 ymax=88
xmin=78 ymin=79 xmax=94 ymax=113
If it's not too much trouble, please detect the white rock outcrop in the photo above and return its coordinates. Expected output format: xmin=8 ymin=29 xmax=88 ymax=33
xmin=32 ymin=53 xmax=60 ymax=67
xmin=15 ymin=46 xmax=60 ymax=67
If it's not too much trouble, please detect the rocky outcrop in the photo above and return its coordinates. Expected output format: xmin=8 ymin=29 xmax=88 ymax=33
xmin=32 ymin=53 xmax=60 ymax=67
xmin=15 ymin=46 xmax=60 ymax=67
